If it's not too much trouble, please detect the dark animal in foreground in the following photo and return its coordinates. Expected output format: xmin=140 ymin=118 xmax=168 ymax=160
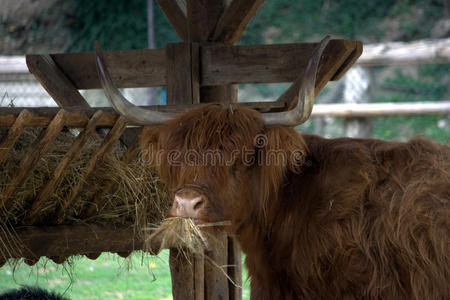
xmin=95 ymin=38 xmax=450 ymax=299
xmin=0 ymin=287 xmax=68 ymax=300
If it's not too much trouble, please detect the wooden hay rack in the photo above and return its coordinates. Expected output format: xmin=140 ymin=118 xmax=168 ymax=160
xmin=0 ymin=1 xmax=362 ymax=299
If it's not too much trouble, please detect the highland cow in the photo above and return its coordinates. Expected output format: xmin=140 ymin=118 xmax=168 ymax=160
xmin=95 ymin=38 xmax=450 ymax=299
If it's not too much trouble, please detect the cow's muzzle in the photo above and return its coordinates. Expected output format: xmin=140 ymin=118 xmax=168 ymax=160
xmin=168 ymin=189 xmax=207 ymax=223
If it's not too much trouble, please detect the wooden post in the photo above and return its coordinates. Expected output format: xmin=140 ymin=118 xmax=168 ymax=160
xmin=165 ymin=1 xmax=243 ymax=299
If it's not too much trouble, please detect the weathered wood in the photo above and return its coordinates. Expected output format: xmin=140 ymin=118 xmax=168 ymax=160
xmin=166 ymin=43 xmax=196 ymax=104
xmin=228 ymin=237 xmax=242 ymax=300
xmin=187 ymin=0 xmax=226 ymax=42
xmin=26 ymin=55 xmax=89 ymax=107
xmin=357 ymin=38 xmax=450 ymax=66
xmin=24 ymin=110 xmax=105 ymax=225
xmin=311 ymin=101 xmax=450 ymax=117
xmin=331 ymin=41 xmax=363 ymax=81
xmin=156 ymin=0 xmax=188 ymax=40
xmin=44 ymin=48 xmax=166 ymax=89
xmin=26 ymin=40 xmax=357 ymax=90
xmin=53 ymin=117 xmax=127 ymax=224
xmin=170 ymin=249 xmax=195 ymax=299
xmin=0 ymin=109 xmax=31 ymax=164
xmin=0 ymin=110 xmax=66 ymax=210
xmin=201 ymin=40 xmax=357 ymax=88
xmin=0 ymin=102 xmax=287 ymax=127
xmin=0 ymin=224 xmax=143 ymax=260
xmin=194 ymin=254 xmax=205 ymax=300
xmin=212 ymin=0 xmax=264 ymax=44
xmin=204 ymin=230 xmax=229 ymax=300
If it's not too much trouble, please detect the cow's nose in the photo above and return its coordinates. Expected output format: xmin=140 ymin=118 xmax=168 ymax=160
xmin=169 ymin=191 xmax=206 ymax=219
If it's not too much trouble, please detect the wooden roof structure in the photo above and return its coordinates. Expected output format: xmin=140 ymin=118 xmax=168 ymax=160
xmin=0 ymin=1 xmax=362 ymax=299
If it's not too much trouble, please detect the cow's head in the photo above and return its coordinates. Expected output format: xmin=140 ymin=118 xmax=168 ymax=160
xmin=94 ymin=37 xmax=329 ymax=230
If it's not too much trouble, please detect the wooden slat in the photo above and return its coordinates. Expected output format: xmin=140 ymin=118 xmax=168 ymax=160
xmin=187 ymin=0 xmax=226 ymax=42
xmin=156 ymin=0 xmax=188 ymax=40
xmin=194 ymin=254 xmax=205 ymax=300
xmin=170 ymin=249 xmax=195 ymax=299
xmin=26 ymin=40 xmax=358 ymax=90
xmin=314 ymin=40 xmax=356 ymax=95
xmin=212 ymin=0 xmax=264 ymax=44
xmin=0 ymin=109 xmax=31 ymax=164
xmin=82 ymin=131 xmax=142 ymax=218
xmin=201 ymin=40 xmax=356 ymax=88
xmin=44 ymin=48 xmax=166 ymax=89
xmin=166 ymin=43 xmax=195 ymax=105
xmin=26 ymin=55 xmax=89 ymax=107
xmin=0 ymin=224 xmax=143 ymax=260
xmin=0 ymin=102 xmax=286 ymax=127
xmin=24 ymin=110 xmax=105 ymax=225
xmin=204 ymin=230 xmax=229 ymax=300
xmin=53 ymin=117 xmax=127 ymax=224
xmin=0 ymin=110 xmax=66 ymax=211
xmin=228 ymin=237 xmax=242 ymax=300
xmin=331 ymin=41 xmax=363 ymax=81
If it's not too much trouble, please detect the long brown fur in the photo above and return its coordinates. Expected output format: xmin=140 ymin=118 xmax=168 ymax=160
xmin=142 ymin=103 xmax=450 ymax=299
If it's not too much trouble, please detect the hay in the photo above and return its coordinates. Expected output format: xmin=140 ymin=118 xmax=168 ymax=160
xmin=0 ymin=126 xmax=171 ymax=263
xmin=146 ymin=217 xmax=210 ymax=255
xmin=0 ymin=127 xmax=170 ymax=226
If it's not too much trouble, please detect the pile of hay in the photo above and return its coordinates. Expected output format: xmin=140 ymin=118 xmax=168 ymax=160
xmin=0 ymin=127 xmax=171 ymax=227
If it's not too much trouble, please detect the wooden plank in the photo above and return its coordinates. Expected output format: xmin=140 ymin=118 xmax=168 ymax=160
xmin=0 ymin=109 xmax=31 ymax=164
xmin=0 ymin=102 xmax=286 ymax=127
xmin=332 ymin=41 xmax=363 ymax=81
xmin=187 ymin=0 xmax=226 ymax=42
xmin=0 ymin=224 xmax=144 ymax=260
xmin=53 ymin=117 xmax=127 ymax=224
xmin=166 ymin=43 xmax=195 ymax=104
xmin=212 ymin=0 xmax=264 ymax=44
xmin=194 ymin=254 xmax=205 ymax=300
xmin=0 ymin=110 xmax=66 ymax=211
xmin=314 ymin=40 xmax=356 ymax=96
xmin=30 ymin=48 xmax=167 ymax=89
xmin=24 ymin=110 xmax=105 ymax=225
xmin=26 ymin=55 xmax=89 ymax=107
xmin=201 ymin=40 xmax=356 ymax=88
xmin=170 ymin=249 xmax=195 ymax=299
xmin=27 ymin=41 xmax=357 ymax=90
xmin=156 ymin=0 xmax=188 ymax=40
xmin=228 ymin=237 xmax=242 ymax=300
xmin=311 ymin=101 xmax=450 ymax=117
xmin=191 ymin=43 xmax=200 ymax=104
xmin=204 ymin=230 xmax=229 ymax=300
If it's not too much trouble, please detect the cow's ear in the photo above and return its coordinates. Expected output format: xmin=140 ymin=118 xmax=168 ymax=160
xmin=139 ymin=126 xmax=162 ymax=166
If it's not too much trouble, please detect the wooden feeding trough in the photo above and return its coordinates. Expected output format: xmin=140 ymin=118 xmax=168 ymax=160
xmin=0 ymin=1 xmax=362 ymax=299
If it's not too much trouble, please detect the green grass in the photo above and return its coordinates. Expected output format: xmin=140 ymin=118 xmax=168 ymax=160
xmin=0 ymin=251 xmax=250 ymax=299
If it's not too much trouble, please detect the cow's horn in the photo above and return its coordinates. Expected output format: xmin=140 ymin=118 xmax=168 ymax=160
xmin=261 ymin=36 xmax=331 ymax=126
xmin=95 ymin=41 xmax=174 ymax=125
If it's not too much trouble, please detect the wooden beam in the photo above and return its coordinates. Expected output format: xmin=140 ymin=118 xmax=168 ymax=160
xmin=156 ymin=0 xmax=188 ymax=40
xmin=26 ymin=40 xmax=358 ymax=90
xmin=331 ymin=41 xmax=363 ymax=81
xmin=0 ymin=102 xmax=286 ymax=127
xmin=311 ymin=101 xmax=450 ymax=117
xmin=26 ymin=55 xmax=89 ymax=107
xmin=212 ymin=0 xmax=264 ymax=44
xmin=166 ymin=43 xmax=200 ymax=104
xmin=187 ymin=0 xmax=225 ymax=42
xmin=0 ymin=224 xmax=144 ymax=260
xmin=0 ymin=109 xmax=31 ymax=164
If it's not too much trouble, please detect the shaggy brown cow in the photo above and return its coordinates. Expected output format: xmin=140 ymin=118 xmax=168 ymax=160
xmin=95 ymin=39 xmax=450 ymax=299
